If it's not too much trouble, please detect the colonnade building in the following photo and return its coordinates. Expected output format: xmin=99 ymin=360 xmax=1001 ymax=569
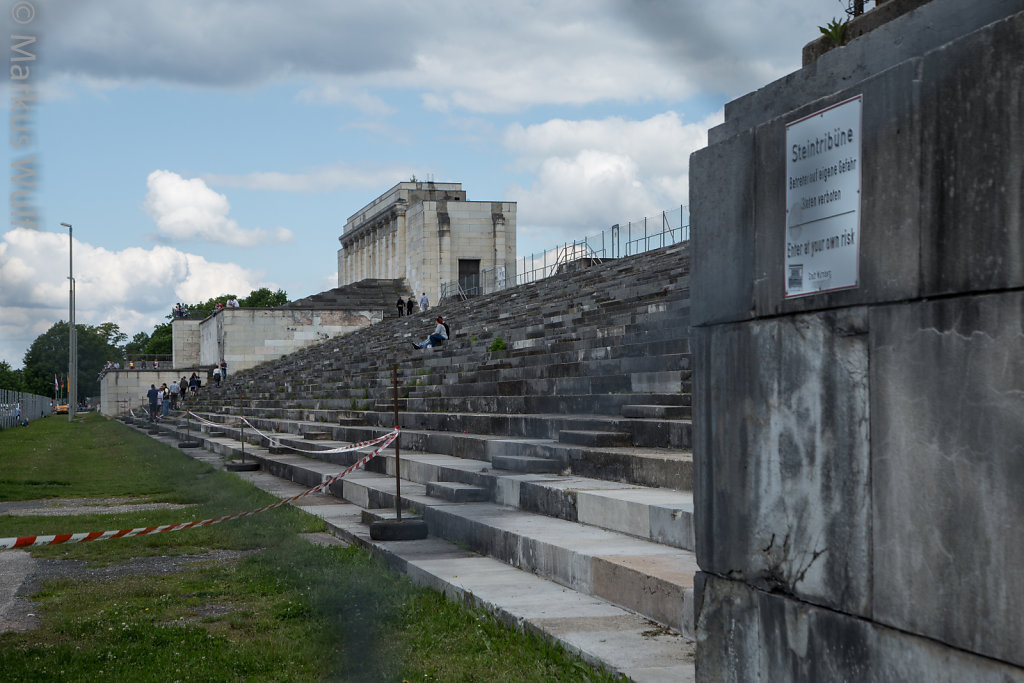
xmin=337 ymin=181 xmax=516 ymax=300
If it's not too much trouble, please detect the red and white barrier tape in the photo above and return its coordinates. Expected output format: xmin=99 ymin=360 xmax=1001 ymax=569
xmin=0 ymin=428 xmax=398 ymax=551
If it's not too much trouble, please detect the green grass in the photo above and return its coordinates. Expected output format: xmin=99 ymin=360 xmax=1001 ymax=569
xmin=0 ymin=415 xmax=622 ymax=681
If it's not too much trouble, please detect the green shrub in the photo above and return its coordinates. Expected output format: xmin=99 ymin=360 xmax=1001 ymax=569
xmin=488 ymin=337 xmax=507 ymax=352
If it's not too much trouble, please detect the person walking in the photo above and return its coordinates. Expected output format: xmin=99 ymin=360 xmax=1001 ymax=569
xmin=406 ymin=295 xmax=415 ymax=316
xmin=419 ymin=292 xmax=429 ymax=311
xmin=220 ymin=359 xmax=227 ymax=380
xmin=147 ymin=384 xmax=158 ymax=421
xmin=169 ymin=379 xmax=180 ymax=410
xmin=396 ymin=296 xmax=405 ymax=316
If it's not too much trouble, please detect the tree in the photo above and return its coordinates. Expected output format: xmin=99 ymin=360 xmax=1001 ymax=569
xmin=94 ymin=321 xmax=128 ymax=348
xmin=175 ymin=288 xmax=289 ymax=321
xmin=21 ymin=321 xmax=123 ymax=403
xmin=241 ymin=287 xmax=289 ymax=308
xmin=123 ymin=331 xmax=150 ymax=359
xmin=144 ymin=322 xmax=173 ymax=356
xmin=0 ymin=360 xmax=24 ymax=392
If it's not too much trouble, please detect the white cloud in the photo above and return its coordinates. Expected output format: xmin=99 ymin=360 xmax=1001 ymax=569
xmin=144 ymin=170 xmax=294 ymax=245
xmin=503 ymin=110 xmax=722 ymax=244
xmin=38 ymin=1 xmax=836 ymax=112
xmin=296 ymin=84 xmax=397 ymax=116
xmin=202 ymin=164 xmax=411 ymax=194
xmin=0 ymin=228 xmax=267 ymax=367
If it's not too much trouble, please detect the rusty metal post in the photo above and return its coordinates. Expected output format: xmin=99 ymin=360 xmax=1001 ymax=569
xmin=393 ymin=364 xmax=402 ymax=521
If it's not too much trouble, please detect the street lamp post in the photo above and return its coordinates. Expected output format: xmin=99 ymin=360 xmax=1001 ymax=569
xmin=61 ymin=222 xmax=76 ymax=422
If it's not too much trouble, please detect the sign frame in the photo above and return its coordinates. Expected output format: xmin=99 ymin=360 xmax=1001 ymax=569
xmin=784 ymin=94 xmax=863 ymax=299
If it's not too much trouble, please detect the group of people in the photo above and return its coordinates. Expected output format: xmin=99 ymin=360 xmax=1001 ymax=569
xmin=213 ymin=359 xmax=227 ymax=386
xmin=146 ymin=372 xmax=209 ymax=420
xmin=396 ymin=292 xmax=430 ymax=317
xmin=97 ymin=360 xmax=121 ymax=380
xmin=214 ymin=298 xmax=240 ymax=311
xmin=146 ymin=382 xmax=172 ymax=420
xmin=175 ymin=298 xmax=244 ymax=318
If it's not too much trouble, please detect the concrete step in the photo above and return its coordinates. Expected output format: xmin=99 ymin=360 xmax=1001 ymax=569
xmin=490 ymin=454 xmax=562 ymax=474
xmin=301 ymin=498 xmax=697 ymax=680
xmin=425 ymin=481 xmax=490 ymax=503
xmin=622 ymin=404 xmax=691 ymax=419
xmin=188 ymin=409 xmax=693 ymax=489
xmin=220 ymin=433 xmax=700 ymax=636
xmin=560 ymin=430 xmax=633 ymax=448
xmin=159 ymin=419 xmax=695 ymax=550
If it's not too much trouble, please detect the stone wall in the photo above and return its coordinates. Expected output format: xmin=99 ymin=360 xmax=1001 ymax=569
xmin=99 ymin=369 xmax=202 ymax=416
xmin=197 ymin=308 xmax=381 ymax=373
xmin=689 ymin=0 xmax=1024 ymax=678
xmin=407 ymin=199 xmax=516 ymax=298
xmin=172 ymin=319 xmax=201 ymax=368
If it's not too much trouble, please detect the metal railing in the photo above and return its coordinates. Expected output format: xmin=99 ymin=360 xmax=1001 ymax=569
xmin=123 ymin=355 xmax=172 ymax=370
xmin=0 ymin=389 xmax=53 ymax=430
xmin=439 ymin=205 xmax=689 ymax=302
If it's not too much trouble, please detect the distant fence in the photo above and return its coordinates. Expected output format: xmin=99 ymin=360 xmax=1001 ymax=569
xmin=0 ymin=390 xmax=52 ymax=430
xmin=440 ymin=205 xmax=689 ymax=301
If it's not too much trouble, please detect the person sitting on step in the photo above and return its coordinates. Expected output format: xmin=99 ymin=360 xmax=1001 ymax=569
xmin=412 ymin=316 xmax=449 ymax=349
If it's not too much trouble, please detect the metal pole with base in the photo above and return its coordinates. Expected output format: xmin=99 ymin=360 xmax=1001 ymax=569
xmin=369 ymin=364 xmax=427 ymax=541
xmin=226 ymin=415 xmax=258 ymax=472
xmin=178 ymin=410 xmax=200 ymax=448
xmin=393 ymin=365 xmax=402 ymax=522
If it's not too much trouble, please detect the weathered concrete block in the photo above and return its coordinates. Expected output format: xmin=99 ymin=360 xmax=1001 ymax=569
xmin=693 ymin=573 xmax=760 ymax=681
xmin=695 ymin=307 xmax=871 ymax=615
xmin=919 ymin=11 xmax=1024 ymax=296
xmin=696 ymin=574 xmax=1024 ymax=681
xmin=689 ymin=129 xmax=755 ymax=327
xmin=710 ymin=0 xmax=1024 ymax=145
xmin=870 ymin=292 xmax=1024 ymax=667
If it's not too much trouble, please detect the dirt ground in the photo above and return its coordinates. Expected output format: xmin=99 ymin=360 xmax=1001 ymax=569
xmin=0 ymin=497 xmax=253 ymax=633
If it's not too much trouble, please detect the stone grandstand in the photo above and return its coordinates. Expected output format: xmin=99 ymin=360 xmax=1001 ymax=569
xmin=128 ymin=240 xmax=696 ymax=680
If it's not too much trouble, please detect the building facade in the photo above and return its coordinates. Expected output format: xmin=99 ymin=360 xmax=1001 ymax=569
xmin=337 ymin=181 xmax=516 ymax=300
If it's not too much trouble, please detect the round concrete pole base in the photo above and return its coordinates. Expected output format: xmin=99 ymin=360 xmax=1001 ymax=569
xmin=225 ymin=461 xmax=260 ymax=472
xmin=369 ymin=519 xmax=429 ymax=541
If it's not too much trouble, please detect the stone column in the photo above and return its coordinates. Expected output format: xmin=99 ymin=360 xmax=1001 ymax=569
xmin=380 ymin=222 xmax=387 ymax=280
xmin=355 ymin=235 xmax=363 ymax=282
xmin=396 ymin=205 xmax=407 ymax=283
xmin=373 ymin=225 xmax=381 ymax=279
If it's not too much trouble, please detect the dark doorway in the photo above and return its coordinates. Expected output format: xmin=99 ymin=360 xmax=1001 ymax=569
xmin=458 ymin=259 xmax=481 ymax=296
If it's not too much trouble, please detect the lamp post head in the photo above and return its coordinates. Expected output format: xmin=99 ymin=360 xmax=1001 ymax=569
xmin=61 ymin=222 xmax=72 ymax=228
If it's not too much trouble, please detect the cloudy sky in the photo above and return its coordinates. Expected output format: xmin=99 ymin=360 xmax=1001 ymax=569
xmin=2 ymin=0 xmax=843 ymax=368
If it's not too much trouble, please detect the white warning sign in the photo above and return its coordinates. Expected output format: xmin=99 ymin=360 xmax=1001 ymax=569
xmin=785 ymin=95 xmax=862 ymax=298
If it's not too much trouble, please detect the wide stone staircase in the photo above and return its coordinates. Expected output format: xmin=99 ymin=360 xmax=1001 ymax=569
xmin=282 ymin=277 xmax=413 ymax=317
xmin=130 ymin=241 xmax=695 ymax=680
